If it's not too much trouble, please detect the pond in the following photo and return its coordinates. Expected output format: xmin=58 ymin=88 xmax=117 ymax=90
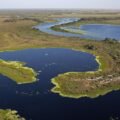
xmin=34 ymin=18 xmax=120 ymax=40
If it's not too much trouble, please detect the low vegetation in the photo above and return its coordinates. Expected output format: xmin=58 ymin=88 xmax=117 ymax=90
xmin=0 ymin=109 xmax=25 ymax=120
xmin=60 ymin=27 xmax=86 ymax=34
xmin=0 ymin=59 xmax=37 ymax=84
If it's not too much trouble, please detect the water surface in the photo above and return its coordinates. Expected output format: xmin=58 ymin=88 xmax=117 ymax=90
xmin=0 ymin=48 xmax=120 ymax=120
xmin=0 ymin=48 xmax=105 ymax=120
xmin=35 ymin=18 xmax=120 ymax=40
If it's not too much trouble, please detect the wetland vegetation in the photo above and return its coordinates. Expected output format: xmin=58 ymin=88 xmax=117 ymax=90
xmin=0 ymin=59 xmax=37 ymax=84
xmin=0 ymin=109 xmax=25 ymax=120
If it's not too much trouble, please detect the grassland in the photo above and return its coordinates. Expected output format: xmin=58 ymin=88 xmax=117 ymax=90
xmin=0 ymin=59 xmax=37 ymax=84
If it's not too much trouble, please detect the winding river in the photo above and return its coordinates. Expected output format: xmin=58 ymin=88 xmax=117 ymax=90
xmin=34 ymin=18 xmax=120 ymax=40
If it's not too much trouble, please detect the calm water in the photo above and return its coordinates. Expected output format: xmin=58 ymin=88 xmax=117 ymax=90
xmin=0 ymin=48 xmax=103 ymax=120
xmin=35 ymin=18 xmax=120 ymax=40
xmin=0 ymin=48 xmax=120 ymax=120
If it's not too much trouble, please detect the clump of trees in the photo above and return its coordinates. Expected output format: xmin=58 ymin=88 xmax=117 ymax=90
xmin=84 ymin=44 xmax=96 ymax=50
xmin=80 ymin=17 xmax=120 ymax=22
xmin=4 ymin=19 xmax=17 ymax=22
xmin=4 ymin=17 xmax=42 ymax=23
xmin=103 ymin=38 xmax=118 ymax=44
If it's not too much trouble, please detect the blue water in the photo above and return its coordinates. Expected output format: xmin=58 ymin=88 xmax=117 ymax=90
xmin=34 ymin=18 xmax=120 ymax=40
xmin=80 ymin=24 xmax=120 ymax=40
xmin=0 ymin=48 xmax=120 ymax=120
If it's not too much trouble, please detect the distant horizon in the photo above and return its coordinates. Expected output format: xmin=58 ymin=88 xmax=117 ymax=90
xmin=0 ymin=0 xmax=119 ymax=10
xmin=0 ymin=8 xmax=120 ymax=11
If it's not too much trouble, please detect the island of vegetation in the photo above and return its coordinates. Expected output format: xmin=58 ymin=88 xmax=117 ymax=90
xmin=0 ymin=109 xmax=25 ymax=120
xmin=0 ymin=59 xmax=37 ymax=84
xmin=60 ymin=26 xmax=86 ymax=35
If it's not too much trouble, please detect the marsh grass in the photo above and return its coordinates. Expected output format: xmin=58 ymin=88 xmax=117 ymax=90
xmin=0 ymin=59 xmax=37 ymax=84
xmin=0 ymin=109 xmax=25 ymax=120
